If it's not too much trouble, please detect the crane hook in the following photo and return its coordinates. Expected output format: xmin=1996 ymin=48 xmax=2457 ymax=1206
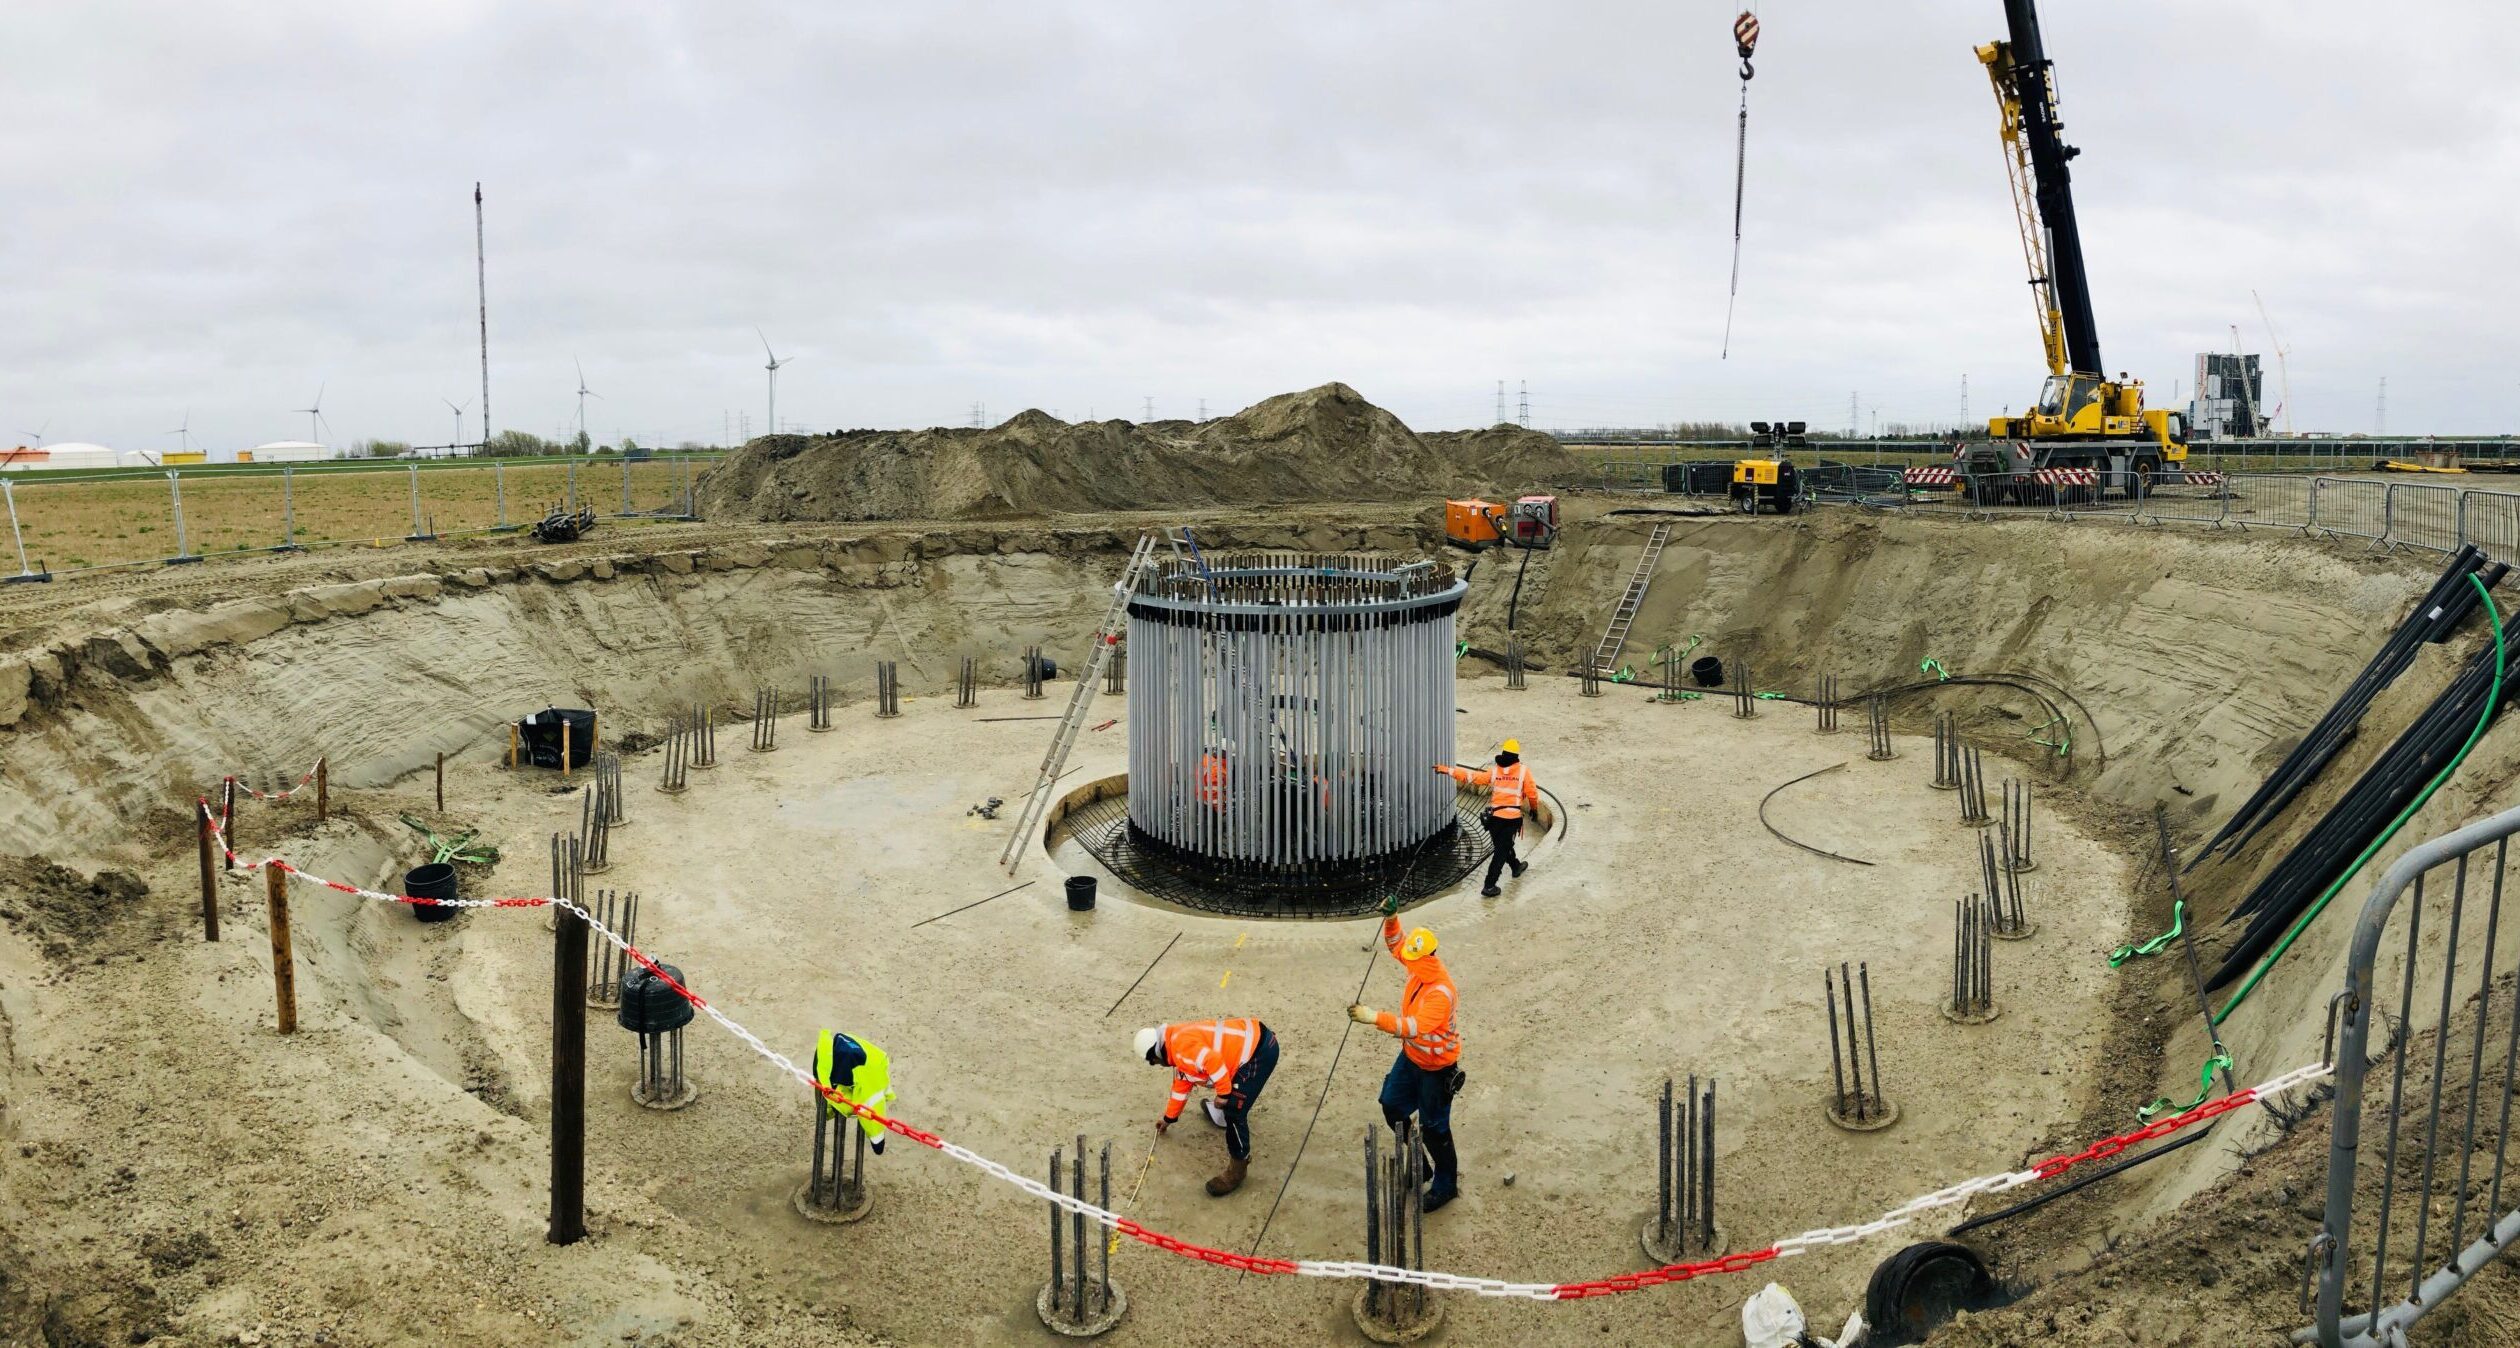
xmin=1734 ymin=11 xmax=1759 ymax=81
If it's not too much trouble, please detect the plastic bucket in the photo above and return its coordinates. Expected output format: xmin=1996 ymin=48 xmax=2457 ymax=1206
xmin=1065 ymin=875 xmax=1098 ymax=911
xmin=1690 ymin=656 xmax=1726 ymax=688
xmin=404 ymin=862 xmax=460 ymax=924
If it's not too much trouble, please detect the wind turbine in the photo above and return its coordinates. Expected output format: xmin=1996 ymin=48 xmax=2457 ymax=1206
xmin=19 ymin=420 xmax=47 ymax=448
xmin=445 ymin=397 xmax=471 ymax=450
xmin=297 ymin=383 xmax=329 ymax=445
xmin=574 ymin=359 xmax=601 ymax=447
xmin=165 ymin=409 xmax=194 ymax=455
xmin=756 ymin=328 xmax=792 ymax=438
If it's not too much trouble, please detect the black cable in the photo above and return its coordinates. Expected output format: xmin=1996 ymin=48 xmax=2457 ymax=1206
xmin=1758 ymin=762 xmax=1873 ymax=866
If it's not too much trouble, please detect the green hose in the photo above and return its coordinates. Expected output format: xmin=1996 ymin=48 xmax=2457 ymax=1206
xmin=2212 ymin=573 xmax=2505 ymax=1026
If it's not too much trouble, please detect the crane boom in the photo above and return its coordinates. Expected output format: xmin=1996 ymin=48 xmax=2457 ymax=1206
xmin=1983 ymin=0 xmax=2103 ymax=379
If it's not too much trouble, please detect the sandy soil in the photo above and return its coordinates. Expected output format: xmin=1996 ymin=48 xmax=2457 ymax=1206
xmin=8 ymin=499 xmax=2512 ymax=1345
xmin=301 ymin=670 xmax=2126 ymax=1347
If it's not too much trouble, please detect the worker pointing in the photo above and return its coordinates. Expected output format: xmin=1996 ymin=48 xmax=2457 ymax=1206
xmin=1350 ymin=911 xmax=1464 ymax=1212
xmin=1438 ymin=737 xmax=1534 ymax=897
xmin=1135 ymin=1018 xmax=1281 ymax=1196
xmin=812 ymin=1029 xmax=895 ymax=1154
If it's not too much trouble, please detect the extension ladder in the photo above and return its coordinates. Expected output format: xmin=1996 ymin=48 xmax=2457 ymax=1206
xmin=1590 ymin=520 xmax=1673 ymax=676
xmin=998 ymin=532 xmax=1160 ymax=868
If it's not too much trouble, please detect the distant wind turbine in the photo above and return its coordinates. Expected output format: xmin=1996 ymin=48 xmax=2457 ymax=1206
xmin=297 ymin=383 xmax=329 ymax=445
xmin=19 ymin=420 xmax=48 ymax=448
xmin=756 ymin=328 xmax=792 ymax=438
xmin=574 ymin=359 xmax=602 ymax=445
xmin=445 ymin=397 xmax=472 ymax=450
xmin=165 ymin=409 xmax=194 ymax=455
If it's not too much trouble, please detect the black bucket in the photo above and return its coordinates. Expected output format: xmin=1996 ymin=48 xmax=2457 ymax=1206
xmin=1690 ymin=656 xmax=1726 ymax=688
xmin=617 ymin=962 xmax=696 ymax=1033
xmin=404 ymin=862 xmax=459 ymax=924
xmin=1065 ymin=875 xmax=1098 ymax=911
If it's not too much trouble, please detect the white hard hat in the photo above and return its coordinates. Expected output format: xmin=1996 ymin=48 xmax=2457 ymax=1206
xmin=1134 ymin=1026 xmax=1162 ymax=1063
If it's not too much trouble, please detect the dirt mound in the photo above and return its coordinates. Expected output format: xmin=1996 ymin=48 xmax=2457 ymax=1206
xmin=697 ymin=383 xmax=1576 ymax=521
xmin=0 ymin=855 xmax=149 ymax=950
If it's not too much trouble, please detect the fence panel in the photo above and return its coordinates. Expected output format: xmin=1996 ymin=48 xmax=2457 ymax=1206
xmin=2137 ymin=472 xmax=2230 ymax=528
xmin=8 ymin=472 xmax=181 ymax=572
xmin=174 ymin=469 xmax=293 ymax=558
xmin=2458 ymin=490 xmax=2520 ymax=558
xmin=2313 ymin=477 xmax=2391 ymax=543
xmin=2384 ymin=482 xmax=2460 ymax=554
xmin=2312 ymin=808 xmax=2520 ymax=1347
xmin=2223 ymin=474 xmax=2314 ymax=531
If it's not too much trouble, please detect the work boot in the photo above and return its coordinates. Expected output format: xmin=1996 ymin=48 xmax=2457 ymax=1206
xmin=1206 ymin=1156 xmax=1247 ymax=1197
xmin=1510 ymin=859 xmax=1528 ymax=878
xmin=1421 ymin=1128 xmax=1460 ymax=1212
xmin=1480 ymin=883 xmax=1502 ymax=898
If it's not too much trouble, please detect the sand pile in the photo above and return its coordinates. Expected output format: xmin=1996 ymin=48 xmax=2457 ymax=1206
xmin=697 ymin=382 xmax=1577 ymax=521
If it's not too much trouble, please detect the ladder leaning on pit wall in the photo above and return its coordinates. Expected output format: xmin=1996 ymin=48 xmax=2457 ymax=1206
xmin=1590 ymin=520 xmax=1673 ymax=677
xmin=998 ymin=531 xmax=1160 ymax=869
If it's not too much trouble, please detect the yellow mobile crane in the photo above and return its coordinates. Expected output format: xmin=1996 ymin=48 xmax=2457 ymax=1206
xmin=1958 ymin=0 xmax=2189 ymax=502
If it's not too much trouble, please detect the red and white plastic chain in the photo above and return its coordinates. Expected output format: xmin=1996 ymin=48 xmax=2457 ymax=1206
xmin=213 ymin=760 xmax=325 ymax=803
xmin=205 ymin=820 xmax=2331 ymax=1301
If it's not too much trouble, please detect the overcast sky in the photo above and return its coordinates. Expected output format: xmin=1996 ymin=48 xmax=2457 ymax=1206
xmin=5 ymin=1 xmax=2515 ymax=452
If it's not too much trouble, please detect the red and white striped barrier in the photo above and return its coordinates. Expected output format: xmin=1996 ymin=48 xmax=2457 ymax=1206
xmin=2032 ymin=468 xmax=2098 ymax=487
xmin=215 ymin=760 xmax=324 ymax=803
xmin=199 ymin=805 xmax=2330 ymax=1302
xmin=2173 ymin=471 xmax=2226 ymax=486
xmin=1902 ymin=467 xmax=1956 ymax=486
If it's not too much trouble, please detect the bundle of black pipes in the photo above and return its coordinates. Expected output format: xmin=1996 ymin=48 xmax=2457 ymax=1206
xmin=2206 ymin=575 xmax=2517 ymax=995
xmin=2191 ymin=547 xmax=2505 ymax=871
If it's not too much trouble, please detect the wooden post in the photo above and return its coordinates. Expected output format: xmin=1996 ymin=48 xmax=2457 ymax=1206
xmin=508 ymin=723 xmax=519 ymax=770
xmin=435 ymin=751 xmax=445 ymax=812
xmin=195 ymin=802 xmax=220 ymax=941
xmin=548 ymin=897 xmax=588 ymax=1244
xmin=590 ymin=713 xmax=599 ymax=759
xmin=561 ymin=719 xmax=572 ymax=780
xmin=265 ymin=863 xmax=296 ymax=1034
xmin=220 ymin=779 xmax=237 ymax=870
xmin=315 ymin=756 xmax=328 ymax=823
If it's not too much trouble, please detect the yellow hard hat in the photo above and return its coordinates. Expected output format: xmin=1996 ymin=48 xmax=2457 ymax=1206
xmin=1401 ymin=926 xmax=1439 ymax=961
xmin=1499 ymin=738 xmax=1522 ymax=755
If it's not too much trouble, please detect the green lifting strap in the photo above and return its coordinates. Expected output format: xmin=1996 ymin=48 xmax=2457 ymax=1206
xmin=2138 ymin=1052 xmax=2234 ymax=1123
xmin=2110 ymin=899 xmax=2183 ymax=968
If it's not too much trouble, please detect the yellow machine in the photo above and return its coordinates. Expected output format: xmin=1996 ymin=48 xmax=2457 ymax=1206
xmin=1959 ymin=1 xmax=2188 ymax=500
xmin=1730 ymin=459 xmax=1799 ymax=514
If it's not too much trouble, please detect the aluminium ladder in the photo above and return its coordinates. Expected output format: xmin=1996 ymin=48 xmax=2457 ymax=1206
xmin=998 ymin=532 xmax=1160 ymax=868
xmin=1590 ymin=520 xmax=1673 ymax=677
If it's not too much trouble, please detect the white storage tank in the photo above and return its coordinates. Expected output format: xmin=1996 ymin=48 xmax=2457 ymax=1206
xmin=241 ymin=441 xmax=330 ymax=464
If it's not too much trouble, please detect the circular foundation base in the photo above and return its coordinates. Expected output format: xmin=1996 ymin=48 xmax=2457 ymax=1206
xmin=1940 ymin=1000 xmax=2003 ymax=1026
xmin=1350 ymin=1285 xmax=1444 ymax=1344
xmin=1035 ymin=1283 xmax=1126 ymax=1337
xmin=1965 ymin=817 xmax=1995 ymax=829
xmin=582 ymin=861 xmax=611 ymax=875
xmin=632 ymin=1078 xmax=700 ymax=1111
xmin=1827 ymin=1097 xmax=1901 ymax=1133
xmin=656 ymin=783 xmax=686 ymax=795
xmin=1991 ymin=922 xmax=2039 ymax=942
xmin=1639 ymin=1219 xmax=1729 ymax=1267
xmin=2004 ymin=859 xmax=2038 ymax=875
xmin=584 ymin=990 xmax=620 ymax=1010
xmin=1930 ymin=780 xmax=1960 ymax=791
xmin=791 ymin=1181 xmax=873 ymax=1226
xmin=1868 ymin=750 xmax=1899 ymax=762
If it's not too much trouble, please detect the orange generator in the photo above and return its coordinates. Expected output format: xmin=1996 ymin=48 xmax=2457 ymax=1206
xmin=1444 ymin=498 xmax=1502 ymax=549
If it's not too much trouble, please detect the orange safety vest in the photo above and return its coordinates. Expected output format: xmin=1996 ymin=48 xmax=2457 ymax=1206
xmin=1160 ymin=1017 xmax=1262 ymax=1121
xmin=1196 ymin=753 xmax=1227 ymax=808
xmin=1374 ymin=917 xmax=1460 ymax=1069
xmin=1444 ymin=760 xmax=1533 ymax=819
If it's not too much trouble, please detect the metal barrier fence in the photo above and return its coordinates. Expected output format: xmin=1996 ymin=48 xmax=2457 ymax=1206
xmin=1747 ymin=472 xmax=2520 ymax=562
xmin=0 ymin=454 xmax=715 ymax=581
xmin=2310 ymin=805 xmax=2520 ymax=1347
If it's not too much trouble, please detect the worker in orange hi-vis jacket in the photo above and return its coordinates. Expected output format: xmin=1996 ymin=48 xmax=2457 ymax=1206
xmin=1350 ymin=911 xmax=1465 ymax=1211
xmin=1134 ymin=1017 xmax=1280 ymax=1196
xmin=1438 ymin=737 xmax=1534 ymax=897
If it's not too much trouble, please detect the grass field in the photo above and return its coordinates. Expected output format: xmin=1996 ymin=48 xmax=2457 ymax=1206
xmin=2 ymin=457 xmax=710 ymax=572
